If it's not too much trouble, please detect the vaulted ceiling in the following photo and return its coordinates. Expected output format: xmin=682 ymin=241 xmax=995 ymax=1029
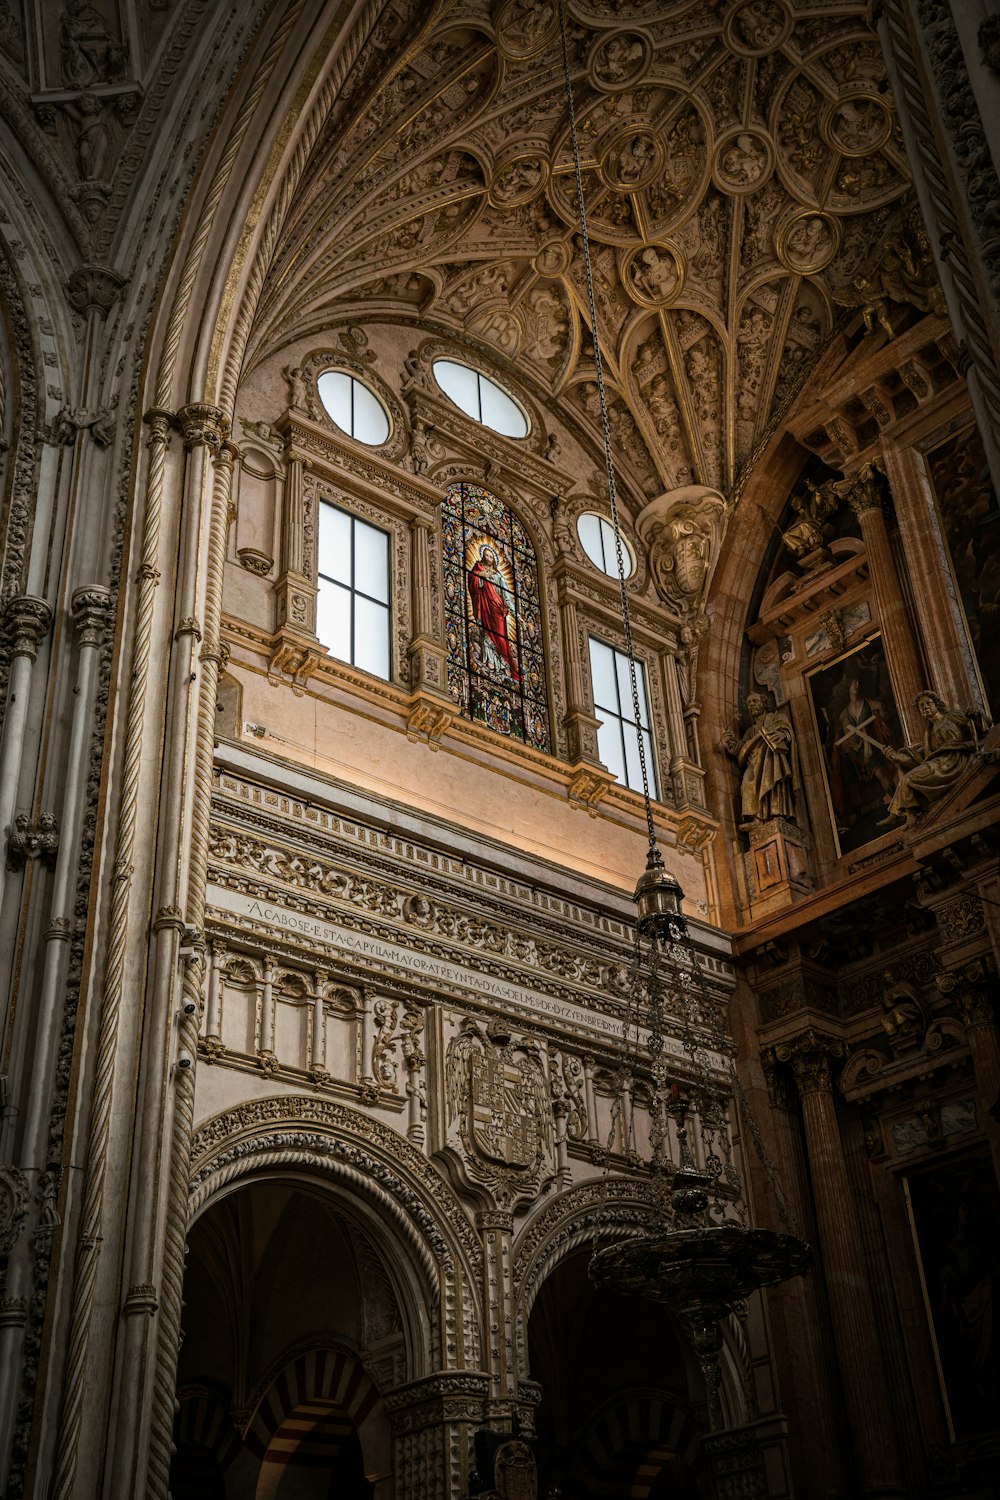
xmin=247 ymin=0 xmax=911 ymax=505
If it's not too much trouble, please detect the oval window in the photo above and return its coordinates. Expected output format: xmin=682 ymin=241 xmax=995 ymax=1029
xmin=578 ymin=512 xmax=634 ymax=579
xmin=317 ymin=371 xmax=390 ymax=446
xmin=432 ymin=359 xmax=529 ymax=439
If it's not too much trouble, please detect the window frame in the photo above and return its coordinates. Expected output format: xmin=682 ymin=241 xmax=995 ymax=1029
xmin=316 ymin=370 xmax=391 ymax=447
xmin=432 ymin=359 xmax=530 ymax=439
xmin=316 ymin=500 xmax=393 ymax=681
xmin=577 ymin=511 xmax=635 ymax=579
xmin=588 ymin=635 xmax=659 ymax=799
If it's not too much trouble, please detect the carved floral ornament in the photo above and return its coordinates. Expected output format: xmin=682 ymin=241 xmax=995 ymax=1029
xmin=240 ymin=0 xmax=913 ymax=502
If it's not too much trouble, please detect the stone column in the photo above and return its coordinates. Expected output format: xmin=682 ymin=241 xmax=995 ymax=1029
xmin=270 ymin=449 xmax=322 ymax=690
xmin=844 ymin=465 xmax=924 ymax=739
xmin=938 ymin=962 xmax=1000 ymax=1177
xmin=408 ymin=514 xmax=448 ymax=697
xmin=0 ymin=587 xmax=105 ymax=1476
xmin=557 ymin=586 xmax=602 ymax=769
xmin=0 ymin=594 xmax=53 ymax=912
xmin=259 ymin=955 xmax=276 ymax=1064
xmin=477 ymin=1209 xmax=516 ymax=1405
xmin=775 ymin=1030 xmax=904 ymax=1497
xmin=203 ymin=940 xmax=226 ymax=1049
xmin=310 ymin=968 xmax=328 ymax=1078
xmin=384 ymin=1371 xmax=490 ymax=1499
xmin=582 ymin=1054 xmax=598 ymax=1149
xmin=759 ymin=1053 xmax=849 ymax=1498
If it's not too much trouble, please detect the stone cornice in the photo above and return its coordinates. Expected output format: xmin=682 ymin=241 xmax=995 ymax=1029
xmin=275 ymin=408 xmax=443 ymax=514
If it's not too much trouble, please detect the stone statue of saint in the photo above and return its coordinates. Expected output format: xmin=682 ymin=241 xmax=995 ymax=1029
xmin=723 ymin=692 xmax=798 ymax=829
xmin=881 ymin=691 xmax=978 ymax=827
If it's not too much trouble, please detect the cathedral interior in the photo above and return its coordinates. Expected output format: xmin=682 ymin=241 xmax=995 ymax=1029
xmin=1 ymin=2 xmax=999 ymax=1497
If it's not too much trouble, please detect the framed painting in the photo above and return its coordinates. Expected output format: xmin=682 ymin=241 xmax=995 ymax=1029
xmin=903 ymin=1150 xmax=1000 ymax=1441
xmin=925 ymin=423 xmax=1000 ymax=718
xmin=806 ymin=635 xmax=903 ymax=856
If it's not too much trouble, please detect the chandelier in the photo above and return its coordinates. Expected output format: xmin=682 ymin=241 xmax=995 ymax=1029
xmin=554 ymin=0 xmax=811 ymax=1396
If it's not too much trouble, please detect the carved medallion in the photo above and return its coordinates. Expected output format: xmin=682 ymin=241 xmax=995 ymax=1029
xmin=713 ymin=128 xmax=774 ymax=194
xmin=822 ymin=92 xmax=892 ymax=157
xmin=724 ymin=0 xmax=792 ymax=56
xmin=532 ymin=238 xmax=571 ymax=277
xmin=589 ymin=30 xmax=652 ymax=91
xmin=775 ymin=209 xmax=840 ymax=274
xmin=488 ymin=152 xmax=549 ymax=208
xmin=599 ymin=128 xmax=664 ymax=192
xmin=495 ymin=0 xmax=558 ymax=60
xmin=622 ymin=243 xmax=684 ymax=307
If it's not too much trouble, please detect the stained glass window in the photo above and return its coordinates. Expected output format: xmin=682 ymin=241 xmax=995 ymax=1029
xmin=442 ymin=482 xmax=550 ymax=752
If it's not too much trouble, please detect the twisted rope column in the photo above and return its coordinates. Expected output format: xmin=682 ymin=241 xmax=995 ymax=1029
xmin=144 ymin=433 xmax=236 ymax=1500
xmin=51 ymin=410 xmax=175 ymax=1500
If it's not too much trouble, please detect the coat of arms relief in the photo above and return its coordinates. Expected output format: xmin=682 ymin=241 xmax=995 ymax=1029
xmin=442 ymin=1017 xmax=555 ymax=1207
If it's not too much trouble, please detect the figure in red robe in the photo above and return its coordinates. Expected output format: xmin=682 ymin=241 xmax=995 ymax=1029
xmin=468 ymin=545 xmax=520 ymax=681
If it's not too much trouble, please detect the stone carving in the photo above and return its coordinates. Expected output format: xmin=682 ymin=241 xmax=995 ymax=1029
xmin=722 ymin=694 xmax=798 ymax=830
xmin=713 ymin=128 xmax=773 ymax=193
xmin=59 ymin=1 xmax=126 ymax=88
xmin=832 ymin=203 xmax=947 ymax=335
xmin=881 ymin=692 xmax=978 ymax=827
xmin=7 ymin=813 xmax=59 ymax=869
xmin=444 ymin=1018 xmax=553 ymax=1203
xmin=590 ymin=31 xmax=650 ymax=90
xmin=0 ymin=1166 xmax=30 ymax=1253
xmin=726 ymin=0 xmax=790 ymax=55
xmin=636 ymin=490 xmax=725 ymax=610
xmin=495 ymin=0 xmax=557 ymax=60
xmin=776 ymin=210 xmax=839 ymax=274
xmin=282 ymin=365 xmax=308 ymax=411
xmin=622 ymin=243 xmax=684 ymax=307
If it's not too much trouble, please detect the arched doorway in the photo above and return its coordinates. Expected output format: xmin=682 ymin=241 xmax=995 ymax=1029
xmin=527 ymin=1247 xmax=708 ymax=1498
xmin=170 ymin=1181 xmax=398 ymax=1498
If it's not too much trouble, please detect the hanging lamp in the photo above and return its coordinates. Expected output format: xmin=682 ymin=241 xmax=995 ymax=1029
xmin=553 ymin=1 xmax=810 ymax=1350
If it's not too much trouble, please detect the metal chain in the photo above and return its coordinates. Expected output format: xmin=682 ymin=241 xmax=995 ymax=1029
xmin=557 ymin=0 xmax=658 ymax=859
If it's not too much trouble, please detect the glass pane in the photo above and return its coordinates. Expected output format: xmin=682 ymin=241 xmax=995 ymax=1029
xmin=316 ymin=580 xmax=351 ymax=661
xmin=642 ymin=728 xmax=658 ymax=799
xmin=623 ymin=722 xmax=644 ymax=791
xmin=434 ymin=360 xmax=481 ymax=419
xmin=615 ymin=650 xmax=636 ymax=716
xmin=578 ymin=513 xmax=604 ymax=570
xmin=479 ymin=375 xmax=529 ymax=438
xmin=597 ymin=716 xmax=626 ymax=784
xmin=352 ymin=381 xmax=390 ymax=445
xmin=354 ymin=597 xmax=390 ymax=678
xmin=355 ymin=519 xmax=389 ymax=602
xmin=600 ymin=516 xmax=633 ymax=578
xmin=317 ymin=370 xmax=353 ymax=431
xmin=318 ymin=503 xmax=352 ymax=585
xmin=589 ymin=638 xmax=618 ymax=713
xmin=634 ymin=658 xmax=651 ymax=728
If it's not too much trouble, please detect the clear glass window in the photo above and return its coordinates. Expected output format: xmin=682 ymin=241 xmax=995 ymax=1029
xmin=432 ymin=360 xmax=529 ymax=439
xmin=589 ymin=637 xmax=657 ymax=797
xmin=578 ymin=512 xmax=634 ymax=579
xmin=317 ymin=502 xmax=391 ymax=679
xmin=317 ymin=371 xmax=391 ymax=446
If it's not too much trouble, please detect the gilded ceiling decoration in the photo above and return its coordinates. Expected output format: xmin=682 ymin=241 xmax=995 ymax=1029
xmin=247 ymin=0 xmax=911 ymax=506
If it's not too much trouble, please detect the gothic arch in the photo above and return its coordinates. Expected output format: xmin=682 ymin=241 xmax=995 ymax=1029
xmin=188 ymin=1097 xmax=485 ymax=1379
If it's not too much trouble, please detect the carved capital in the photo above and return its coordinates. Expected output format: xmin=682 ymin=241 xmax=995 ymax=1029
xmin=67 ymin=263 xmax=126 ymax=318
xmin=5 ymin=594 xmax=52 ymax=658
xmin=122 ymin=1282 xmax=158 ymax=1317
xmin=842 ymin=458 xmax=890 ymax=520
xmin=143 ymin=407 xmax=175 ymax=448
xmin=0 ymin=1166 xmax=30 ymax=1253
xmin=178 ymin=403 xmax=226 ymax=450
xmin=775 ymin=1029 xmax=844 ymax=1094
xmin=71 ymin=584 xmax=113 ymax=646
